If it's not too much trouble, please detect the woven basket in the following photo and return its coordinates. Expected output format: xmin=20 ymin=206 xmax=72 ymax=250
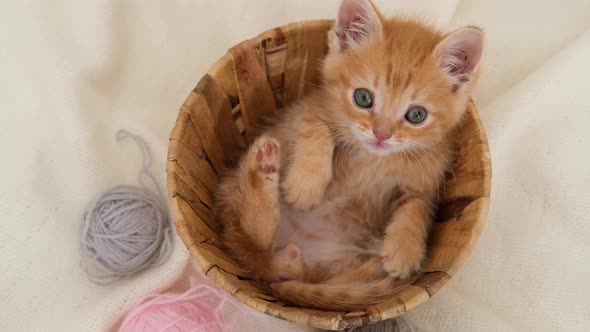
xmin=167 ymin=20 xmax=491 ymax=330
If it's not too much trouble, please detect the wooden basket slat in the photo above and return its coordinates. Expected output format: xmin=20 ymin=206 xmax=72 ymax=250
xmin=182 ymin=93 xmax=227 ymax=173
xmin=194 ymin=74 xmax=246 ymax=167
xmin=412 ymin=271 xmax=451 ymax=296
xmin=226 ymin=273 xmax=271 ymax=295
xmin=231 ymin=104 xmax=241 ymax=115
xmin=168 ymin=173 xmax=214 ymax=229
xmin=371 ymin=297 xmax=406 ymax=322
xmin=396 ymin=286 xmax=430 ymax=312
xmin=256 ymin=27 xmax=288 ymax=108
xmin=206 ymin=54 xmax=239 ymax=105
xmin=235 ymin=115 xmax=245 ymax=134
xmin=256 ymin=27 xmax=287 ymax=50
xmin=264 ymin=44 xmax=288 ymax=91
xmin=233 ymin=285 xmax=277 ymax=301
xmin=188 ymin=242 xmax=245 ymax=277
xmin=299 ymin=20 xmax=332 ymax=96
xmin=264 ymin=44 xmax=288 ymax=76
xmin=283 ymin=22 xmax=306 ymax=105
xmin=264 ymin=302 xmax=344 ymax=330
xmin=443 ymin=102 xmax=492 ymax=199
xmin=340 ymin=309 xmax=382 ymax=329
xmin=232 ymin=287 xmax=272 ymax=310
xmin=427 ymin=202 xmax=489 ymax=277
xmin=196 ymin=241 xmax=246 ymax=274
xmin=169 ymin=110 xmax=206 ymax=157
xmin=283 ymin=20 xmax=332 ymax=105
xmin=168 ymin=140 xmax=217 ymax=195
xmin=430 ymin=198 xmax=488 ymax=251
xmin=166 ymin=161 xmax=213 ymax=207
xmin=425 ymin=246 xmax=472 ymax=277
xmin=205 ymin=266 xmax=276 ymax=304
xmin=229 ymin=41 xmax=277 ymax=133
xmin=169 ymin=190 xmax=219 ymax=241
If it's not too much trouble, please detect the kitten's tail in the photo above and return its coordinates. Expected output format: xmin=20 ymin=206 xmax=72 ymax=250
xmin=270 ymin=277 xmax=412 ymax=311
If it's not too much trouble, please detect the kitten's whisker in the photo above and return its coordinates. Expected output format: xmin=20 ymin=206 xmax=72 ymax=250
xmin=417 ymin=135 xmax=463 ymax=145
xmin=409 ymin=145 xmax=438 ymax=179
xmin=400 ymin=149 xmax=412 ymax=167
xmin=405 ymin=147 xmax=426 ymax=186
xmin=409 ymin=146 xmax=443 ymax=203
xmin=412 ymin=146 xmax=444 ymax=202
xmin=410 ymin=141 xmax=457 ymax=182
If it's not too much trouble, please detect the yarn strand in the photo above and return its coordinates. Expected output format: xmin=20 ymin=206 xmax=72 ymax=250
xmin=116 ymin=129 xmax=166 ymax=202
xmin=80 ymin=130 xmax=172 ymax=284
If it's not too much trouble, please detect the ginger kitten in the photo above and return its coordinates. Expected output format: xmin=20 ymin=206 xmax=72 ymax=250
xmin=215 ymin=0 xmax=483 ymax=310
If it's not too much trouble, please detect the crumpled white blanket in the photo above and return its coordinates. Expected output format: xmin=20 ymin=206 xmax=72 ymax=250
xmin=1 ymin=1 xmax=589 ymax=331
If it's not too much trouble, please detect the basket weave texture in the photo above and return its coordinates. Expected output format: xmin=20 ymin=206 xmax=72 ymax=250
xmin=167 ymin=20 xmax=492 ymax=330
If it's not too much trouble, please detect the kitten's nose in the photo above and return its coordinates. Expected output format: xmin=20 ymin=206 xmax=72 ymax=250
xmin=373 ymin=128 xmax=392 ymax=143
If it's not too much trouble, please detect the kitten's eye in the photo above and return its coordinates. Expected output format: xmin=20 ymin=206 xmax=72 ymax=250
xmin=405 ymin=106 xmax=428 ymax=124
xmin=353 ymin=88 xmax=373 ymax=109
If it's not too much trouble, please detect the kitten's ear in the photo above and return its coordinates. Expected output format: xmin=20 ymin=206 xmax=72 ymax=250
xmin=433 ymin=26 xmax=484 ymax=85
xmin=333 ymin=0 xmax=383 ymax=51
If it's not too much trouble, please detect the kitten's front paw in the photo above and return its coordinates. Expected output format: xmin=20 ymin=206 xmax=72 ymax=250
xmin=380 ymin=235 xmax=424 ymax=279
xmin=281 ymin=169 xmax=328 ymax=211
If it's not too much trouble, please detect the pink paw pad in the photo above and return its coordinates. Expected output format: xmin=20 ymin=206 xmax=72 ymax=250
xmin=254 ymin=139 xmax=280 ymax=174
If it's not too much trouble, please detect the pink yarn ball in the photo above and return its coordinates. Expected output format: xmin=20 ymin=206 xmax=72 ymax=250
xmin=119 ymin=283 xmax=227 ymax=332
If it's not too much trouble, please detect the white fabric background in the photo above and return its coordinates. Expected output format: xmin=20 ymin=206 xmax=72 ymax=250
xmin=1 ymin=1 xmax=588 ymax=331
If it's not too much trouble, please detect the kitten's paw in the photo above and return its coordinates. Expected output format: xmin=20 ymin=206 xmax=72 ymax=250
xmin=281 ymin=167 xmax=329 ymax=211
xmin=380 ymin=236 xmax=424 ymax=279
xmin=270 ymin=243 xmax=303 ymax=282
xmin=250 ymin=136 xmax=281 ymax=175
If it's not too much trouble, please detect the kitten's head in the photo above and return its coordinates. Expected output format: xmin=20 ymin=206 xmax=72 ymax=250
xmin=322 ymin=0 xmax=484 ymax=156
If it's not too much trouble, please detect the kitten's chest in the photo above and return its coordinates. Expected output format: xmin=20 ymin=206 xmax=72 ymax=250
xmin=325 ymin=152 xmax=408 ymax=224
xmin=329 ymin=150 xmax=408 ymax=197
xmin=330 ymin=171 xmax=399 ymax=197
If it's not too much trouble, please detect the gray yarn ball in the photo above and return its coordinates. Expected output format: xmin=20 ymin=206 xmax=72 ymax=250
xmin=80 ymin=130 xmax=172 ymax=284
